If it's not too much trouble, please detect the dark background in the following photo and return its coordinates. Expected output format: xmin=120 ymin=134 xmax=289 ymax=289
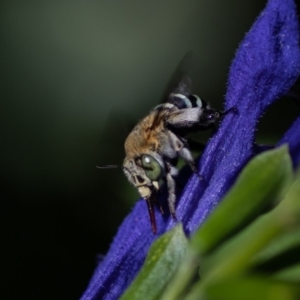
xmin=1 ymin=1 xmax=299 ymax=299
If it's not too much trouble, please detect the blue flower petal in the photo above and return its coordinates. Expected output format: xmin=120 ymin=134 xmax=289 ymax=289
xmin=80 ymin=201 xmax=160 ymax=300
xmin=278 ymin=116 xmax=300 ymax=167
xmin=180 ymin=0 xmax=300 ymax=232
xmin=81 ymin=0 xmax=300 ymax=299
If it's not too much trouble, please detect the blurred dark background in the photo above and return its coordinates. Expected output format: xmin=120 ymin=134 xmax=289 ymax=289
xmin=1 ymin=1 xmax=299 ymax=299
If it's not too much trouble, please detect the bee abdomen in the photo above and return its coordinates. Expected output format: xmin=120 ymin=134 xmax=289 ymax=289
xmin=168 ymin=93 xmax=205 ymax=109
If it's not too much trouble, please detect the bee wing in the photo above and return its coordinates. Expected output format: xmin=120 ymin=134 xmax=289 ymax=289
xmin=150 ymin=53 xmax=195 ymax=128
xmin=160 ymin=52 xmax=194 ymax=104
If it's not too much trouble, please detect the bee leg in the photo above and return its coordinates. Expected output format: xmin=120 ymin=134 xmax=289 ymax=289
xmin=158 ymin=203 xmax=164 ymax=214
xmin=165 ymin=163 xmax=178 ymax=220
xmin=154 ymin=197 xmax=164 ymax=215
xmin=178 ymin=147 xmax=203 ymax=180
xmin=167 ymin=107 xmax=203 ymax=129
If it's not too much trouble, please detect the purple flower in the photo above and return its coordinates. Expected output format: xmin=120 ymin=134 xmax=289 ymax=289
xmin=81 ymin=0 xmax=300 ymax=299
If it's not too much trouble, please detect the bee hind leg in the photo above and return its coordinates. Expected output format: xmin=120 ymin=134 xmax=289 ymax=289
xmin=179 ymin=147 xmax=203 ymax=180
xmin=165 ymin=163 xmax=178 ymax=220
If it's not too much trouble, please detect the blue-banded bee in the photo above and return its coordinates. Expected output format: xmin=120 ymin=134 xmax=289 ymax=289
xmin=122 ymin=80 xmax=234 ymax=233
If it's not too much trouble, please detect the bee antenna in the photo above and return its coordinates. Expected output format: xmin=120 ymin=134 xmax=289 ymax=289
xmin=96 ymin=165 xmax=118 ymax=169
xmin=220 ymin=106 xmax=238 ymax=116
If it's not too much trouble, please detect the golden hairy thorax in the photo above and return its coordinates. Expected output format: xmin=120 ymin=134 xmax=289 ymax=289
xmin=124 ymin=109 xmax=170 ymax=158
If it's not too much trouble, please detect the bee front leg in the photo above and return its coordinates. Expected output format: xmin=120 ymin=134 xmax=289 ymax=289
xmin=165 ymin=163 xmax=178 ymax=220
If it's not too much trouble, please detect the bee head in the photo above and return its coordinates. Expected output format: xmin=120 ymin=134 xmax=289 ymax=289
xmin=123 ymin=153 xmax=165 ymax=199
xmin=123 ymin=153 xmax=165 ymax=234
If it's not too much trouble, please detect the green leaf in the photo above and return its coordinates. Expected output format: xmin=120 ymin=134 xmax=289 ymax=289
xmin=186 ymin=276 xmax=300 ymax=300
xmin=252 ymin=227 xmax=300 ymax=272
xmin=159 ymin=147 xmax=294 ymax=300
xmin=120 ymin=224 xmax=188 ymax=300
xmin=160 ymin=248 xmax=200 ymax=300
xmin=272 ymin=263 xmax=300 ymax=283
xmin=198 ymin=172 xmax=300 ymax=283
xmin=191 ymin=145 xmax=293 ymax=255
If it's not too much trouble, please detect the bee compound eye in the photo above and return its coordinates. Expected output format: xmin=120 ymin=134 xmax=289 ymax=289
xmin=141 ymin=155 xmax=162 ymax=181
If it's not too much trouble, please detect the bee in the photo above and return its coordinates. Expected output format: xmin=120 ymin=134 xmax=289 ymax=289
xmin=122 ymin=80 xmax=235 ymax=234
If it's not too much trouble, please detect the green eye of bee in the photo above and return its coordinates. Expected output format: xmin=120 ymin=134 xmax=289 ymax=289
xmin=141 ymin=155 xmax=162 ymax=181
